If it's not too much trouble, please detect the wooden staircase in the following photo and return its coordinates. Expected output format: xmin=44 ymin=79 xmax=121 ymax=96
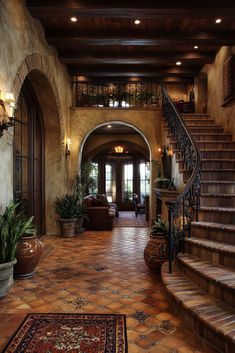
xmin=161 ymin=114 xmax=235 ymax=353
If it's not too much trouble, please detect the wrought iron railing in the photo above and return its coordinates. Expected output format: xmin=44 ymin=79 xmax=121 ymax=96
xmin=161 ymin=84 xmax=201 ymax=273
xmin=72 ymin=80 xmax=161 ymax=108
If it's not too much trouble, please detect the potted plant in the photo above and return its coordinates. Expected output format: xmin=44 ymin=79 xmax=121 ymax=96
xmin=55 ymin=194 xmax=81 ymax=237
xmin=144 ymin=217 xmax=169 ymax=272
xmin=155 ymin=176 xmax=171 ymax=189
xmin=0 ymin=201 xmax=34 ymax=297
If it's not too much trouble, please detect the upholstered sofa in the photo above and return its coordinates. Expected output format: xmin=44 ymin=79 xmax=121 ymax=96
xmin=82 ymin=194 xmax=118 ymax=230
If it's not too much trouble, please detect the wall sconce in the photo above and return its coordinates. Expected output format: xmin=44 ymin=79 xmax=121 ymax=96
xmin=66 ymin=138 xmax=71 ymax=158
xmin=114 ymin=145 xmax=124 ymax=153
xmin=0 ymin=91 xmax=15 ymax=138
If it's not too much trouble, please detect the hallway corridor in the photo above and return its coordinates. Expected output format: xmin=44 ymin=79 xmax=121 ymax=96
xmin=0 ymin=228 xmax=215 ymax=353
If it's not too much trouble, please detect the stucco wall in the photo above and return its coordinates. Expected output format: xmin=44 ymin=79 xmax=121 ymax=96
xmin=197 ymin=46 xmax=235 ymax=139
xmin=69 ymin=107 xmax=163 ymax=223
xmin=0 ymin=0 xmax=71 ymax=233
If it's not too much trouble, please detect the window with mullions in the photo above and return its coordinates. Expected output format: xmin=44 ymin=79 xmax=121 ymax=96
xmin=89 ymin=162 xmax=98 ymax=195
xmin=105 ymin=164 xmax=114 ymax=202
xmin=140 ymin=162 xmax=150 ymax=202
xmin=122 ymin=163 xmax=133 ymax=202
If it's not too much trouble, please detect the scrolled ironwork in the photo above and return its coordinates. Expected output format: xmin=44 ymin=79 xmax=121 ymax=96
xmin=161 ymin=84 xmax=201 ymax=273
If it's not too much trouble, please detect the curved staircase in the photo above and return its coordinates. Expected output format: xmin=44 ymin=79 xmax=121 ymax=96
xmin=161 ymin=113 xmax=235 ymax=353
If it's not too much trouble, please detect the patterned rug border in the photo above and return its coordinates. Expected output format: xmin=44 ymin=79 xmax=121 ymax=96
xmin=2 ymin=313 xmax=128 ymax=353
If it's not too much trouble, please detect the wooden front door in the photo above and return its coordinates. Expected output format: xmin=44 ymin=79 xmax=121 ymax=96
xmin=14 ymin=79 xmax=45 ymax=235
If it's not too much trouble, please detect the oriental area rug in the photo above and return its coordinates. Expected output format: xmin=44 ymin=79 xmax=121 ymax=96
xmin=2 ymin=313 xmax=128 ymax=353
xmin=114 ymin=211 xmax=148 ymax=227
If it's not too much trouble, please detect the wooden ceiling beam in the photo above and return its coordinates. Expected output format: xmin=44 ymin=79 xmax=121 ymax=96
xmin=26 ymin=1 xmax=235 ymax=18
xmin=60 ymin=52 xmax=214 ymax=65
xmin=47 ymin=30 xmax=235 ymax=46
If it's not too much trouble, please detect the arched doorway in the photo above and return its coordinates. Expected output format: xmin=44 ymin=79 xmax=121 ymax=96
xmin=14 ymin=78 xmax=45 ymax=235
xmin=82 ymin=123 xmax=150 ymax=212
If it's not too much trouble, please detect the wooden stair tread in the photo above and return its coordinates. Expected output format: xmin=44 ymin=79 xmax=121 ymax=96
xmin=201 ymin=180 xmax=235 ymax=184
xmin=199 ymin=206 xmax=235 ymax=212
xmin=185 ymin=237 xmax=235 ymax=255
xmin=201 ymin=193 xmax=235 ymax=197
xmin=191 ymin=221 xmax=235 ymax=233
xmin=177 ymin=253 xmax=235 ymax=290
xmin=162 ymin=262 xmax=235 ymax=342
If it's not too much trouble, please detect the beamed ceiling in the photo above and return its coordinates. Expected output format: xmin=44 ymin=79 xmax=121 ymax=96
xmin=26 ymin=1 xmax=235 ymax=83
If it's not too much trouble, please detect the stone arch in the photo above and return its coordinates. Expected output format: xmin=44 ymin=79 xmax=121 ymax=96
xmin=12 ymin=53 xmax=65 ymax=142
xmin=11 ymin=54 xmax=66 ymax=234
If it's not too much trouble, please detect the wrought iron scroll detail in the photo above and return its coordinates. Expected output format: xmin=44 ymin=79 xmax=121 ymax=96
xmin=161 ymin=84 xmax=201 ymax=273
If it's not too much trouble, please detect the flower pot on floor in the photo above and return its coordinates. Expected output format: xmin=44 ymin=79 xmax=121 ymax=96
xmin=59 ymin=218 xmax=77 ymax=237
xmin=14 ymin=234 xmax=43 ymax=279
xmin=144 ymin=233 xmax=168 ymax=272
xmin=0 ymin=259 xmax=17 ymax=297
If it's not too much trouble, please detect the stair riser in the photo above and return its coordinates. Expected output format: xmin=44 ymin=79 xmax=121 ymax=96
xmin=197 ymin=142 xmax=235 ymax=149
xmin=200 ymin=196 xmax=235 ymax=208
xmin=185 ymin=120 xmax=215 ymax=126
xmin=200 ymin=171 xmax=235 ymax=181
xmin=201 ymin=183 xmax=235 ymax=194
xmin=181 ymin=114 xmax=210 ymax=119
xmin=185 ymin=241 xmax=235 ymax=269
xmin=192 ymin=135 xmax=232 ymax=142
xmin=200 ymin=151 xmax=235 ymax=159
xmin=198 ymin=210 xmax=235 ymax=225
xmin=188 ymin=128 xmax=224 ymax=133
xmin=201 ymin=160 xmax=235 ymax=169
xmin=176 ymin=257 xmax=235 ymax=307
xmin=191 ymin=225 xmax=235 ymax=245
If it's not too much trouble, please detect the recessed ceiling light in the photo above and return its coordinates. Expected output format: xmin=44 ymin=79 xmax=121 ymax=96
xmin=176 ymin=61 xmax=182 ymax=66
xmin=70 ymin=17 xmax=78 ymax=22
xmin=134 ymin=19 xmax=141 ymax=25
xmin=107 ymin=125 xmax=112 ymax=128
xmin=215 ymin=18 xmax=222 ymax=24
xmin=194 ymin=45 xmax=198 ymax=49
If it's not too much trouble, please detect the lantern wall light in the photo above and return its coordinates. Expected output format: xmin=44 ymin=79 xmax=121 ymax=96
xmin=0 ymin=91 xmax=15 ymax=138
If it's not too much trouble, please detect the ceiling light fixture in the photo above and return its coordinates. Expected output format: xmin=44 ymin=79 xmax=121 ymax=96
xmin=70 ymin=17 xmax=78 ymax=22
xmin=194 ymin=45 xmax=198 ymax=49
xmin=107 ymin=125 xmax=112 ymax=128
xmin=134 ymin=19 xmax=141 ymax=25
xmin=215 ymin=18 xmax=222 ymax=24
xmin=176 ymin=61 xmax=182 ymax=66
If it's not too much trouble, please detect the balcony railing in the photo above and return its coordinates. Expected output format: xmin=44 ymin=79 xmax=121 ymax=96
xmin=72 ymin=81 xmax=162 ymax=108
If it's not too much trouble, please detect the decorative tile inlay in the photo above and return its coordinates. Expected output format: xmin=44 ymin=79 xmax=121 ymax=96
xmin=159 ymin=320 xmax=176 ymax=334
xmin=95 ymin=266 xmax=108 ymax=272
xmin=66 ymin=297 xmax=88 ymax=309
xmin=129 ymin=311 xmax=150 ymax=323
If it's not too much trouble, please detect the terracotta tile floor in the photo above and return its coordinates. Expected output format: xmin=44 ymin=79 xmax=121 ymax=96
xmin=0 ymin=228 xmax=217 ymax=353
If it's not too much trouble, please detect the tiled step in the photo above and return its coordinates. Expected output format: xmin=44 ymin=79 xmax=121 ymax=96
xmin=200 ymin=193 xmax=235 ymax=208
xmin=176 ymin=254 xmax=235 ymax=307
xmin=181 ymin=113 xmax=210 ymax=119
xmin=168 ymin=133 xmax=232 ymax=142
xmin=166 ymin=126 xmax=224 ymax=134
xmin=177 ymin=159 xmax=235 ymax=170
xmin=200 ymin=181 xmax=235 ymax=194
xmin=184 ymin=119 xmax=216 ymax=126
xmin=198 ymin=206 xmax=235 ymax=225
xmin=183 ymin=169 xmax=235 ymax=182
xmin=161 ymin=262 xmax=235 ymax=353
xmin=172 ymin=141 xmax=235 ymax=150
xmin=191 ymin=221 xmax=235 ymax=245
xmin=199 ymin=150 xmax=235 ymax=159
xmin=185 ymin=238 xmax=235 ymax=268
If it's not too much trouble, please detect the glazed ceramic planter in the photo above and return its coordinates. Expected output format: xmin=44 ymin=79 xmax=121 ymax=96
xmin=14 ymin=234 xmax=43 ymax=279
xmin=0 ymin=259 xmax=17 ymax=297
xmin=144 ymin=233 xmax=168 ymax=272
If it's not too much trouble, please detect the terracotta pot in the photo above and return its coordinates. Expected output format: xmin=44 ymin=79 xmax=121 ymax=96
xmin=14 ymin=235 xmax=43 ymax=279
xmin=0 ymin=259 xmax=17 ymax=297
xmin=144 ymin=233 xmax=168 ymax=271
xmin=59 ymin=218 xmax=77 ymax=237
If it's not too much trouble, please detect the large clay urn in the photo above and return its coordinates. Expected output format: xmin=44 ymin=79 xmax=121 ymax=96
xmin=14 ymin=234 xmax=43 ymax=279
xmin=144 ymin=233 xmax=168 ymax=272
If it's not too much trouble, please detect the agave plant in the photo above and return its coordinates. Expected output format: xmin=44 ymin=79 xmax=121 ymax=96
xmin=0 ymin=201 xmax=35 ymax=264
xmin=55 ymin=194 xmax=82 ymax=219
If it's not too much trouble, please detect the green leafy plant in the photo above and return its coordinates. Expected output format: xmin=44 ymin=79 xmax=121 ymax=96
xmin=151 ymin=217 xmax=168 ymax=236
xmin=55 ymin=194 xmax=82 ymax=219
xmin=155 ymin=176 xmax=171 ymax=189
xmin=0 ymin=201 xmax=35 ymax=264
xmin=73 ymin=162 xmax=98 ymax=198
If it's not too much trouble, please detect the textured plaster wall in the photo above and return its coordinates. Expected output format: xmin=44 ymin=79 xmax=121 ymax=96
xmin=0 ymin=0 xmax=71 ymax=233
xmin=197 ymin=46 xmax=235 ymax=139
xmin=69 ymin=107 xmax=162 ymax=222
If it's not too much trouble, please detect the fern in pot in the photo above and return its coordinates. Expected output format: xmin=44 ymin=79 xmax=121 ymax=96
xmin=0 ymin=201 xmax=34 ymax=297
